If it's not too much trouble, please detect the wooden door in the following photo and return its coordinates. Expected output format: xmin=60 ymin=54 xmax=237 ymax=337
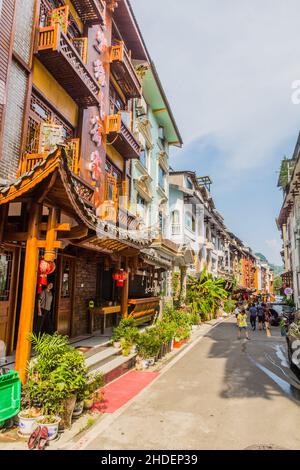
xmin=0 ymin=248 xmax=20 ymax=355
xmin=56 ymin=256 xmax=75 ymax=336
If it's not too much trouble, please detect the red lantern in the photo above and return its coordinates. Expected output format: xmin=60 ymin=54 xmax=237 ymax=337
xmin=37 ymin=259 xmax=56 ymax=294
xmin=112 ymin=269 xmax=128 ymax=287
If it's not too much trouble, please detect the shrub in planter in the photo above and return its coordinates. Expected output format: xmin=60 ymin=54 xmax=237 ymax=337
xmin=120 ymin=338 xmax=133 ymax=356
xmin=112 ymin=318 xmax=140 ymax=344
xmin=24 ymin=333 xmax=88 ymax=428
xmin=136 ymin=328 xmax=162 ymax=360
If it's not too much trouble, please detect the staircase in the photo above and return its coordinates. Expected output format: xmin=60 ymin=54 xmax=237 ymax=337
xmin=84 ymin=344 xmax=137 ymax=384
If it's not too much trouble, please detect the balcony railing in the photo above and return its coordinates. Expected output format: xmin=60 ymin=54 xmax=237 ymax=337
xmin=101 ymin=175 xmax=138 ymax=228
xmin=105 ymin=112 xmax=141 ymax=160
xmin=18 ymin=139 xmax=80 ymax=177
xmin=36 ymin=24 xmax=100 ymax=107
xmin=110 ymin=42 xmax=142 ymax=99
xmin=71 ymin=0 xmax=106 ymax=24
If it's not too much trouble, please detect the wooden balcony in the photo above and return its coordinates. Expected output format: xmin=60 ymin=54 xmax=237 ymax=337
xmin=71 ymin=0 xmax=106 ymax=24
xmin=19 ymin=139 xmax=81 ymax=176
xmin=105 ymin=112 xmax=141 ymax=160
xmin=110 ymin=42 xmax=142 ymax=99
xmin=101 ymin=175 xmax=138 ymax=228
xmin=36 ymin=24 xmax=100 ymax=107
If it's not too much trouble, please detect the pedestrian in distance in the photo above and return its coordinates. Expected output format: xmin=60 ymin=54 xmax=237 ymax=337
xmin=237 ymin=309 xmax=250 ymax=340
xmin=257 ymin=302 xmax=265 ymax=331
xmin=264 ymin=303 xmax=272 ymax=337
xmin=249 ymin=303 xmax=257 ymax=330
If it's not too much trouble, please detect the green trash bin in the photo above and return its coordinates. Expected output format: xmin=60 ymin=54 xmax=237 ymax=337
xmin=0 ymin=370 xmax=21 ymax=427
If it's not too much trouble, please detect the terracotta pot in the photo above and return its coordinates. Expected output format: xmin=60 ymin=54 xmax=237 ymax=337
xmin=173 ymin=340 xmax=184 ymax=349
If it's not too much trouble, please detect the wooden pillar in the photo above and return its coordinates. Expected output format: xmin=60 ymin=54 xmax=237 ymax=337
xmin=15 ymin=204 xmax=40 ymax=383
xmin=0 ymin=205 xmax=8 ymax=244
xmin=121 ymin=258 xmax=129 ymax=318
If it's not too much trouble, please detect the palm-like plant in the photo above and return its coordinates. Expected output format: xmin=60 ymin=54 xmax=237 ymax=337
xmin=187 ymin=267 xmax=228 ymax=320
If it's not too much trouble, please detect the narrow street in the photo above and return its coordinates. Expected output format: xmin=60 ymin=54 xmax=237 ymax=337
xmin=82 ymin=319 xmax=300 ymax=450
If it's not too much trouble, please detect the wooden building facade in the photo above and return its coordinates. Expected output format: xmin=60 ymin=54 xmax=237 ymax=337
xmin=0 ymin=0 xmax=170 ymax=381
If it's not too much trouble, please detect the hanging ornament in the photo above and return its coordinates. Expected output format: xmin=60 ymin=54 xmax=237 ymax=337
xmin=112 ymin=269 xmax=128 ymax=287
xmin=94 ymin=28 xmax=107 ymax=54
xmin=37 ymin=259 xmax=56 ymax=294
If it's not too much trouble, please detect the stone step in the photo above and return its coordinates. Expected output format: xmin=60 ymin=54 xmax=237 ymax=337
xmin=93 ymin=353 xmax=137 ymax=384
xmin=85 ymin=346 xmax=121 ymax=371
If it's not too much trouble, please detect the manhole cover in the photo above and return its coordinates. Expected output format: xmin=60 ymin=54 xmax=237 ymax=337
xmin=245 ymin=444 xmax=287 ymax=450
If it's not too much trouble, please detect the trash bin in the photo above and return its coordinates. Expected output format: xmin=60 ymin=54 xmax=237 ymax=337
xmin=0 ymin=369 xmax=21 ymax=427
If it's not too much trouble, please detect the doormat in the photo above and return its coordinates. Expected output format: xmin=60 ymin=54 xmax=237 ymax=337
xmin=92 ymin=370 xmax=159 ymax=413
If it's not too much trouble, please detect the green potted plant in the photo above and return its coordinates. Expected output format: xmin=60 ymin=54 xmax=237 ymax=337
xmin=24 ymin=333 xmax=88 ymax=431
xmin=83 ymin=372 xmax=104 ymax=410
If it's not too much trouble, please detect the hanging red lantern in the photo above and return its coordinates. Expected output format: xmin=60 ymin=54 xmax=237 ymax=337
xmin=112 ymin=269 xmax=128 ymax=287
xmin=37 ymin=259 xmax=56 ymax=294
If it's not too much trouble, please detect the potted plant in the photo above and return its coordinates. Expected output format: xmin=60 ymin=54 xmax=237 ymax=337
xmin=136 ymin=328 xmax=162 ymax=367
xmin=112 ymin=318 xmax=139 ymax=348
xmin=83 ymin=371 xmax=104 ymax=410
xmin=36 ymin=415 xmax=61 ymax=441
xmin=18 ymin=408 xmax=42 ymax=436
xmin=24 ymin=333 xmax=88 ymax=430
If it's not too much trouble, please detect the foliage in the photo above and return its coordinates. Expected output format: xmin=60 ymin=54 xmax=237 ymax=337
xmin=112 ymin=318 xmax=139 ymax=343
xmin=154 ymin=319 xmax=177 ymax=343
xmin=161 ymin=305 xmax=191 ymax=341
xmin=136 ymin=328 xmax=162 ymax=359
xmin=186 ymin=268 xmax=228 ymax=320
xmin=24 ymin=333 xmax=88 ymax=416
xmin=172 ymin=272 xmax=181 ymax=307
xmin=120 ymin=338 xmax=133 ymax=356
xmin=274 ymin=276 xmax=283 ymax=295
xmin=223 ymin=299 xmax=236 ymax=314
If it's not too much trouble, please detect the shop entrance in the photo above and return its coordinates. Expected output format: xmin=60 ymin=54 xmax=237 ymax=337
xmin=55 ymin=255 xmax=76 ymax=336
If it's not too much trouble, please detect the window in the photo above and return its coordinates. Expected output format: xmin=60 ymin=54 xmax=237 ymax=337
xmin=158 ymin=166 xmax=166 ymax=190
xmin=171 ymin=210 xmax=180 ymax=235
xmin=109 ymin=84 xmax=125 ymax=115
xmin=26 ymin=92 xmax=73 ymax=153
xmin=61 ymin=259 xmax=72 ymax=298
xmin=140 ymin=148 xmax=148 ymax=169
xmin=159 ymin=211 xmax=164 ymax=233
xmin=185 ymin=212 xmax=195 ymax=232
xmin=185 ymin=177 xmax=193 ymax=190
xmin=0 ymin=252 xmax=12 ymax=302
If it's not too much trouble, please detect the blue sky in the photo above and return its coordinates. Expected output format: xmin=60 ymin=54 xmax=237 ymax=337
xmin=131 ymin=0 xmax=300 ymax=265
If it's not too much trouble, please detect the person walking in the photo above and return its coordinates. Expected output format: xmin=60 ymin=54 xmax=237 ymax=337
xmin=257 ymin=302 xmax=265 ymax=331
xmin=249 ymin=303 xmax=257 ymax=330
xmin=38 ymin=282 xmax=54 ymax=335
xmin=237 ymin=309 xmax=250 ymax=340
xmin=264 ymin=303 xmax=272 ymax=337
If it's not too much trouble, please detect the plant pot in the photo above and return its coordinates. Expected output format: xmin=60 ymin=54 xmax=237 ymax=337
xmin=36 ymin=416 xmax=60 ymax=441
xmin=18 ymin=411 xmax=42 ymax=436
xmin=83 ymin=398 xmax=94 ymax=410
xmin=173 ymin=339 xmax=184 ymax=349
xmin=72 ymin=401 xmax=84 ymax=418
xmin=60 ymin=394 xmax=77 ymax=429
xmin=113 ymin=341 xmax=121 ymax=349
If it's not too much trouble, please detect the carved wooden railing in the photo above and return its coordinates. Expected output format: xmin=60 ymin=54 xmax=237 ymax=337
xmin=18 ymin=139 xmax=81 ymax=177
xmin=71 ymin=173 xmax=95 ymax=206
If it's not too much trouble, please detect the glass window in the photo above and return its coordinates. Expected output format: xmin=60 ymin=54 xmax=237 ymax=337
xmin=185 ymin=212 xmax=195 ymax=231
xmin=185 ymin=177 xmax=193 ymax=190
xmin=140 ymin=148 xmax=147 ymax=168
xmin=158 ymin=166 xmax=166 ymax=190
xmin=0 ymin=252 xmax=12 ymax=301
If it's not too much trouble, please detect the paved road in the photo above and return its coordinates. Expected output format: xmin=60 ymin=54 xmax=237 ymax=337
xmin=85 ymin=318 xmax=300 ymax=450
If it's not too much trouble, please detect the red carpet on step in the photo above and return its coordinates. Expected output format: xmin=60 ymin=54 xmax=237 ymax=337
xmin=93 ymin=371 xmax=159 ymax=413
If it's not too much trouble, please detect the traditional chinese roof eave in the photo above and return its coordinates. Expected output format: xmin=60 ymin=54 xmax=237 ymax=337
xmin=0 ymin=148 xmax=154 ymax=250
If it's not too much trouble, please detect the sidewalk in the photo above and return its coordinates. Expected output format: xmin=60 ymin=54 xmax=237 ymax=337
xmin=0 ymin=316 xmax=227 ymax=451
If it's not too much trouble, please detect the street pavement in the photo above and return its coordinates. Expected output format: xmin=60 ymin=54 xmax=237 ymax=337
xmin=83 ymin=318 xmax=300 ymax=450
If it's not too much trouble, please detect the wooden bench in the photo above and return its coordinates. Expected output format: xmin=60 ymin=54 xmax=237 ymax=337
xmin=128 ymin=297 xmax=160 ymax=324
xmin=89 ymin=305 xmax=121 ymax=334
